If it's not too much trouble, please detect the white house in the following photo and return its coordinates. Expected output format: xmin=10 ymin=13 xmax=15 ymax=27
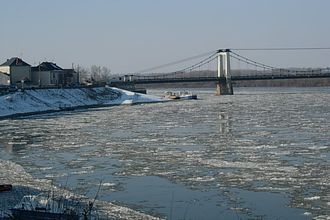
xmin=0 ymin=57 xmax=31 ymax=85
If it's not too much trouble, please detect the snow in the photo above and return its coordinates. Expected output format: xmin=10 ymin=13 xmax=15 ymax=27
xmin=0 ymin=159 xmax=162 ymax=219
xmin=0 ymin=86 xmax=166 ymax=118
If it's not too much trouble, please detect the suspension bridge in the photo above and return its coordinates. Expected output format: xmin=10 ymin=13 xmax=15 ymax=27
xmin=109 ymin=48 xmax=330 ymax=95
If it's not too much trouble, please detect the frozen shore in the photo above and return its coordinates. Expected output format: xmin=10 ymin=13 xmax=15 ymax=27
xmin=0 ymin=86 xmax=166 ymax=119
xmin=0 ymin=87 xmax=166 ymax=218
xmin=0 ymin=160 xmax=162 ymax=219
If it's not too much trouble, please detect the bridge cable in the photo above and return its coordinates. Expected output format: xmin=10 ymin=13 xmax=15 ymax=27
xmin=230 ymin=52 xmax=329 ymax=75
xmin=132 ymin=49 xmax=330 ymax=81
xmin=230 ymin=51 xmax=275 ymax=69
xmin=134 ymin=50 xmax=218 ymax=74
xmin=231 ymin=47 xmax=330 ymax=51
xmin=175 ymin=52 xmax=218 ymax=73
xmin=136 ymin=51 xmax=218 ymax=79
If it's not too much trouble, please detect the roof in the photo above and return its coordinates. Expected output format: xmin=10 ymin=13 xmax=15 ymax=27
xmin=31 ymin=62 xmax=63 ymax=71
xmin=0 ymin=57 xmax=31 ymax=67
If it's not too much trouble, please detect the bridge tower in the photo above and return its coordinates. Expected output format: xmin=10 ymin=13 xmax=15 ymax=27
xmin=216 ymin=49 xmax=233 ymax=95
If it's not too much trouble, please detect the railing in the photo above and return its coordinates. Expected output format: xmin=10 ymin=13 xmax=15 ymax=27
xmin=232 ymin=72 xmax=330 ymax=81
xmin=110 ymin=71 xmax=330 ymax=85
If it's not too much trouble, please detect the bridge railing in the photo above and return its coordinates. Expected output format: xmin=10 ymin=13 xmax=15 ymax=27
xmin=112 ymin=69 xmax=330 ymax=85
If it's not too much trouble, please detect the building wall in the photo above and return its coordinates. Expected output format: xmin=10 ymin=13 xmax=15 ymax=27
xmin=31 ymin=70 xmax=64 ymax=86
xmin=73 ymin=72 xmax=80 ymax=85
xmin=31 ymin=70 xmax=40 ymax=85
xmin=0 ymin=73 xmax=10 ymax=85
xmin=0 ymin=66 xmax=10 ymax=74
xmin=53 ymin=70 xmax=63 ymax=85
xmin=65 ymin=71 xmax=79 ymax=85
xmin=8 ymin=66 xmax=31 ymax=84
xmin=31 ymin=68 xmax=80 ymax=87
xmin=36 ymin=71 xmax=51 ymax=86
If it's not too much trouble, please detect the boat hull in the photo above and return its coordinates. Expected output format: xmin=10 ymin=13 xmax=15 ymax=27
xmin=179 ymin=94 xmax=197 ymax=100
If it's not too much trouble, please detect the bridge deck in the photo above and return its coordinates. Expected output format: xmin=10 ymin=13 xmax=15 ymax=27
xmin=112 ymin=72 xmax=330 ymax=85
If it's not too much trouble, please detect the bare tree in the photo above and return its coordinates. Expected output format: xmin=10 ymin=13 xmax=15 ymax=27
xmin=77 ymin=66 xmax=90 ymax=83
xmin=75 ymin=65 xmax=112 ymax=85
xmin=100 ymin=66 xmax=111 ymax=82
xmin=91 ymin=65 xmax=101 ymax=82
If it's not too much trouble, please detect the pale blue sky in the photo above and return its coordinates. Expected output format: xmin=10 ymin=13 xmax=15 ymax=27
xmin=1 ymin=0 xmax=330 ymax=73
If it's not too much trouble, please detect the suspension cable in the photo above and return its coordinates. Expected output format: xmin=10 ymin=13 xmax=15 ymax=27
xmin=134 ymin=48 xmax=330 ymax=79
xmin=231 ymin=47 xmax=330 ymax=51
xmin=135 ymin=50 xmax=218 ymax=74
xmin=176 ymin=52 xmax=218 ymax=73
xmin=230 ymin=51 xmax=329 ymax=74
xmin=136 ymin=51 xmax=218 ymax=79
xmin=230 ymin=51 xmax=275 ymax=69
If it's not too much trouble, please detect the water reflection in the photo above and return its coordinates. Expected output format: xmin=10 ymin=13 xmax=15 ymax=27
xmin=0 ymin=139 xmax=27 ymax=154
xmin=218 ymin=112 xmax=231 ymax=134
xmin=0 ymin=130 xmax=38 ymax=155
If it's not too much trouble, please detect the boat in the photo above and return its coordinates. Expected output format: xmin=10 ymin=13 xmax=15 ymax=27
xmin=177 ymin=91 xmax=197 ymax=100
xmin=164 ymin=91 xmax=197 ymax=100
xmin=0 ymin=184 xmax=12 ymax=192
xmin=164 ymin=91 xmax=180 ymax=99
xmin=9 ymin=193 xmax=97 ymax=220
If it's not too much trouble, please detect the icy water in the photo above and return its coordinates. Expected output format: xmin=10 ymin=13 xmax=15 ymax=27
xmin=0 ymin=87 xmax=329 ymax=220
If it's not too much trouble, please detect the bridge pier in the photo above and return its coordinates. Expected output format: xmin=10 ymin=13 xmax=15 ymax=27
xmin=216 ymin=77 xmax=233 ymax=95
xmin=216 ymin=49 xmax=233 ymax=95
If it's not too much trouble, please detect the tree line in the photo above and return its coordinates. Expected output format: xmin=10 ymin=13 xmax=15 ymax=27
xmin=75 ymin=65 xmax=118 ymax=85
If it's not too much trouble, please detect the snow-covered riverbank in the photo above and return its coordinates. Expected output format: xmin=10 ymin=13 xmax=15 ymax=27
xmin=0 ymin=160 xmax=162 ymax=219
xmin=0 ymin=87 xmax=166 ymax=218
xmin=0 ymin=87 xmax=166 ymax=119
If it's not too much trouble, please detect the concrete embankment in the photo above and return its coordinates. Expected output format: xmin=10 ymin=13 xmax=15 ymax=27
xmin=0 ymin=86 xmax=165 ymax=119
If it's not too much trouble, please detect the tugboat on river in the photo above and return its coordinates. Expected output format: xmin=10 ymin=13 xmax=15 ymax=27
xmin=164 ymin=91 xmax=197 ymax=100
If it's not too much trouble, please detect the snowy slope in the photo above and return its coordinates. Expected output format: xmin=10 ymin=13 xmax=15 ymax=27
xmin=0 ymin=87 xmax=165 ymax=118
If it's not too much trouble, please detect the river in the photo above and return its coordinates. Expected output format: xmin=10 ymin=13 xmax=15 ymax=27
xmin=0 ymin=87 xmax=329 ymax=219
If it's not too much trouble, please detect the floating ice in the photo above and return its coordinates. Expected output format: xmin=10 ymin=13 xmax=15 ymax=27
xmin=304 ymin=196 xmax=321 ymax=201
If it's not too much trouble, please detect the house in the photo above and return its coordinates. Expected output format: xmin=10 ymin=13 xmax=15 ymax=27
xmin=31 ymin=62 xmax=79 ymax=87
xmin=0 ymin=57 xmax=31 ymax=85
xmin=0 ymin=71 xmax=10 ymax=85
